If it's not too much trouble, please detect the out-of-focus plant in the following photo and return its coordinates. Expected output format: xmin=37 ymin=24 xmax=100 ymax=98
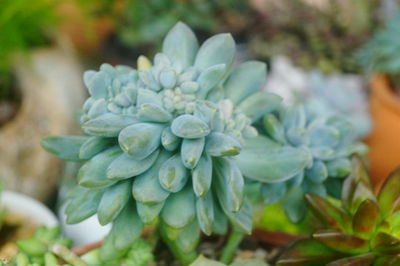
xmin=357 ymin=11 xmax=400 ymax=89
xmin=0 ymin=0 xmax=57 ymax=100
xmin=10 ymin=226 xmax=79 ymax=266
xmin=41 ymin=22 xmax=285 ymax=265
xmin=249 ymin=0 xmax=379 ymax=73
xmin=278 ymin=158 xmax=400 ymax=266
xmin=236 ymin=105 xmax=368 ymax=223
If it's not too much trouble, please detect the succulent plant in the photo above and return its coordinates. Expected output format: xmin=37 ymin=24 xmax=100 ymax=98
xmin=278 ymin=157 xmax=400 ymax=266
xmin=236 ymin=105 xmax=368 ymax=223
xmin=357 ymin=11 xmax=400 ymax=88
xmin=41 ymin=22 xmax=282 ymax=263
xmin=11 ymin=226 xmax=82 ymax=266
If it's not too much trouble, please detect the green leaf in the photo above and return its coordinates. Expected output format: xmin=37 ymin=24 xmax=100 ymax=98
xmin=41 ymin=136 xmax=88 ymax=161
xmin=136 ymin=87 xmax=162 ymax=106
xmin=159 ymin=153 xmax=189 ymax=192
xmin=107 ymin=149 xmax=159 ymax=180
xmin=221 ymin=198 xmax=253 ymax=234
xmin=78 ymin=147 xmax=121 ymax=188
xmin=17 ymin=239 xmax=47 ymax=256
xmin=195 ymin=33 xmax=235 ymax=71
xmin=277 ymin=239 xmax=343 ymax=266
xmin=224 ymin=61 xmax=267 ymax=105
xmin=175 ymin=220 xmax=201 ymax=254
xmin=214 ymin=158 xmax=244 ymax=212
xmin=325 ymin=158 xmax=352 ymax=178
xmin=313 ymin=230 xmax=369 ymax=254
xmin=108 ymin=202 xmax=143 ymax=250
xmin=65 ymin=187 xmax=104 ymax=224
xmin=378 ymin=167 xmax=400 ymax=218
xmin=181 ymin=138 xmax=205 ymax=169
xmin=205 ymin=132 xmax=241 ymax=157
xmin=137 ymin=103 xmax=172 ymax=122
xmin=192 ymin=154 xmax=213 ymax=197
xmin=197 ymin=64 xmax=226 ymax=98
xmin=132 ymin=150 xmax=171 ymax=204
xmin=161 ymin=127 xmax=181 ymax=151
xmin=79 ymin=136 xmax=115 ymax=160
xmin=263 ymin=114 xmax=286 ymax=144
xmin=119 ymin=123 xmax=164 ymax=160
xmin=162 ymin=22 xmax=199 ymax=68
xmin=237 ymin=92 xmax=282 ymax=122
xmin=190 ymin=255 xmax=225 ymax=266
xmin=282 ymin=186 xmax=307 ymax=223
xmin=352 ymin=199 xmax=380 ymax=236
xmin=212 ymin=202 xmax=228 ymax=235
xmin=236 ymin=136 xmax=311 ymax=183
xmin=261 ymin=183 xmax=286 ymax=205
xmin=136 ymin=201 xmax=164 ymax=224
xmin=82 ymin=113 xmax=138 ymax=137
xmin=161 ymin=185 xmax=196 ymax=229
xmin=371 ymin=232 xmax=400 ymax=255
xmin=325 ymin=254 xmax=375 ymax=266
xmin=305 ymin=194 xmax=351 ymax=231
xmin=305 ymin=161 xmax=328 ymax=183
xmin=97 ymin=181 xmax=131 ymax=225
xmin=171 ymin=114 xmax=210 ymax=139
xmin=196 ymin=191 xmax=214 ymax=235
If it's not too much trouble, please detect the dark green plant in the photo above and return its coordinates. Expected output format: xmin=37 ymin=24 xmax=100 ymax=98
xmin=357 ymin=11 xmax=400 ymax=88
xmin=278 ymin=157 xmax=400 ymax=266
xmin=0 ymin=0 xmax=57 ymax=100
xmin=41 ymin=22 xmax=287 ymax=265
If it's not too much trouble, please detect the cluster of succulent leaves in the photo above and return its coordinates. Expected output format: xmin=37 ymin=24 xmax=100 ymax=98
xmin=0 ymin=0 xmax=57 ymax=99
xmin=190 ymin=255 xmax=268 ymax=266
xmin=357 ymin=11 xmax=400 ymax=87
xmin=278 ymin=158 xmax=400 ymax=266
xmin=41 ymin=22 xmax=283 ymax=262
xmin=249 ymin=0 xmax=379 ymax=73
xmin=236 ymin=105 xmax=367 ymax=223
xmin=11 ymin=226 xmax=74 ymax=266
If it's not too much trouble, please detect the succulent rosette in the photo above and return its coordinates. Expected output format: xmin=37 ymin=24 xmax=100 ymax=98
xmin=278 ymin=158 xmax=400 ymax=266
xmin=236 ymin=105 xmax=368 ymax=222
xmin=42 ymin=22 xmax=282 ymax=257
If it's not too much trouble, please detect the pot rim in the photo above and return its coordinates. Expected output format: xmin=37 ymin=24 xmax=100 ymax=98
xmin=371 ymin=74 xmax=400 ymax=116
xmin=0 ymin=190 xmax=58 ymax=227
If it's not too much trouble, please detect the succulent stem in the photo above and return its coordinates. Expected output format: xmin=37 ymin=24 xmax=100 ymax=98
xmin=220 ymin=231 xmax=244 ymax=264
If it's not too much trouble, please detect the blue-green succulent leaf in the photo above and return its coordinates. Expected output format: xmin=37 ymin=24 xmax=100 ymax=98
xmin=305 ymin=160 xmax=328 ymax=183
xmin=162 ymin=22 xmax=199 ymax=69
xmin=192 ymin=154 xmax=213 ymax=197
xmin=119 ymin=123 xmax=164 ymax=160
xmin=282 ymin=186 xmax=307 ymax=223
xmin=107 ymin=149 xmax=159 ymax=180
xmin=136 ymin=201 xmax=164 ymax=224
xmin=161 ymin=127 xmax=181 ymax=151
xmin=309 ymin=126 xmax=340 ymax=148
xmin=326 ymin=158 xmax=352 ymax=178
xmin=181 ymin=137 xmax=205 ymax=169
xmin=65 ymin=187 xmax=104 ymax=224
xmin=261 ymin=183 xmax=287 ymax=205
xmin=78 ymin=147 xmax=121 ymax=188
xmin=205 ymin=132 xmax=241 ymax=157
xmin=224 ymin=61 xmax=267 ymax=105
xmin=197 ymin=64 xmax=226 ymax=99
xmin=41 ymin=136 xmax=88 ymax=161
xmin=263 ymin=115 xmax=286 ymax=144
xmin=136 ymin=88 xmax=162 ymax=106
xmin=176 ymin=220 xmax=201 ymax=254
xmin=82 ymin=113 xmax=138 ymax=137
xmin=171 ymin=114 xmax=210 ymax=139
xmin=237 ymin=92 xmax=282 ymax=122
xmin=97 ymin=180 xmax=131 ymax=226
xmin=159 ymin=153 xmax=189 ymax=192
xmin=79 ymin=136 xmax=115 ymax=160
xmin=196 ymin=191 xmax=214 ymax=235
xmin=137 ymin=103 xmax=172 ymax=122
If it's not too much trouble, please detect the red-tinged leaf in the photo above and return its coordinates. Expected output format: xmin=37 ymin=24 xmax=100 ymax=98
xmin=305 ymin=194 xmax=350 ymax=231
xmin=378 ymin=167 xmax=400 ymax=218
xmin=352 ymin=199 xmax=380 ymax=236
xmin=342 ymin=174 xmax=357 ymax=210
xmin=371 ymin=232 xmax=400 ymax=255
xmin=373 ymin=255 xmax=400 ymax=266
xmin=277 ymin=239 xmax=343 ymax=266
xmin=326 ymin=253 xmax=375 ymax=266
xmin=313 ymin=230 xmax=369 ymax=254
xmin=348 ymin=181 xmax=376 ymax=215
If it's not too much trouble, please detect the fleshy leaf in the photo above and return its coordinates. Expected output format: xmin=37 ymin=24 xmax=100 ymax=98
xmin=205 ymin=132 xmax=241 ymax=157
xmin=79 ymin=136 xmax=115 ymax=160
xmin=77 ymin=147 xmax=121 ymax=188
xmin=325 ymin=158 xmax=352 ymax=178
xmin=196 ymin=191 xmax=214 ymax=235
xmin=261 ymin=183 xmax=286 ymax=205
xmin=65 ymin=187 xmax=104 ymax=224
xmin=119 ymin=123 xmax=164 ymax=160
xmin=82 ymin=113 xmax=138 ymax=137
xmin=136 ymin=201 xmax=164 ymax=224
xmin=192 ymin=154 xmax=213 ymax=197
xmin=263 ymin=114 xmax=286 ymax=144
xmin=237 ymin=92 xmax=282 ymax=122
xmin=326 ymin=253 xmax=375 ymax=266
xmin=161 ymin=185 xmax=196 ymax=229
xmin=305 ymin=160 xmax=328 ymax=183
xmin=97 ymin=180 xmax=131 ymax=225
xmin=313 ymin=230 xmax=369 ymax=254
xmin=378 ymin=167 xmax=400 ymax=218
xmin=175 ymin=220 xmax=201 ymax=254
xmin=352 ymin=199 xmax=380 ymax=236
xmin=159 ymin=153 xmax=189 ymax=192
xmin=181 ymin=138 xmax=205 ymax=169
xmin=197 ymin=64 xmax=226 ymax=99
xmin=107 ymin=149 xmax=159 ymax=180
xmin=161 ymin=127 xmax=181 ymax=151
xmin=41 ymin=136 xmax=88 ymax=161
xmin=224 ymin=61 xmax=267 ymax=105
xmin=137 ymin=103 xmax=172 ymax=122
xmin=282 ymin=186 xmax=307 ymax=223
xmin=194 ymin=33 xmax=235 ymax=71
xmin=162 ymin=22 xmax=199 ymax=68
xmin=171 ymin=114 xmax=210 ymax=139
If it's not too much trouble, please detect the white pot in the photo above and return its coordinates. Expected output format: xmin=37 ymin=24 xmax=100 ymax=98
xmin=0 ymin=191 xmax=58 ymax=227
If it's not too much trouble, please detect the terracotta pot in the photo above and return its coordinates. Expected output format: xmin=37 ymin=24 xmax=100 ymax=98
xmin=365 ymin=74 xmax=400 ymax=190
